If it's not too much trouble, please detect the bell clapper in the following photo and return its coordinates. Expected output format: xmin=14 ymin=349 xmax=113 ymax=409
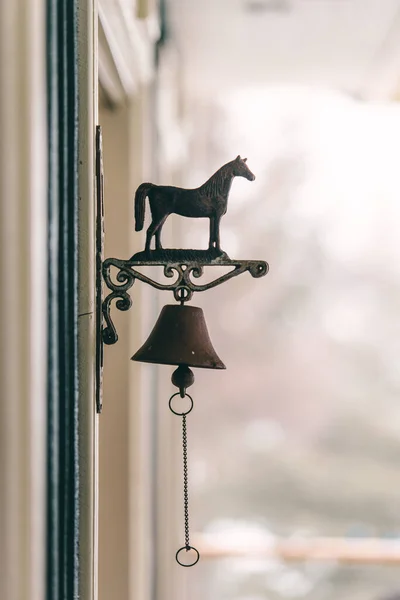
xmin=171 ymin=364 xmax=195 ymax=398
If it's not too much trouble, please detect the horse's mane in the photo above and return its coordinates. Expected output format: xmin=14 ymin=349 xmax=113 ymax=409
xmin=198 ymin=161 xmax=234 ymax=196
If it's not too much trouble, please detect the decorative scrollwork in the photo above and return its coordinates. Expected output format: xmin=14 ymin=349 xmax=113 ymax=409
xmin=101 ymin=255 xmax=269 ymax=345
xmin=102 ymin=259 xmax=136 ymax=344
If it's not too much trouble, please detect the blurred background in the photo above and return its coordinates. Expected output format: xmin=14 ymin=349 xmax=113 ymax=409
xmin=3 ymin=1 xmax=400 ymax=600
xmin=162 ymin=1 xmax=400 ymax=599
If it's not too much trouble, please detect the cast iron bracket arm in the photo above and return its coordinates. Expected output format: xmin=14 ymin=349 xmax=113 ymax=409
xmin=102 ymin=261 xmax=135 ymax=345
xmin=101 ymin=257 xmax=269 ymax=345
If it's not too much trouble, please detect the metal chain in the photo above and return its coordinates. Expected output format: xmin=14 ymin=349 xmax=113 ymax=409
xmin=182 ymin=413 xmax=190 ymax=549
xmin=169 ymin=392 xmax=200 ymax=566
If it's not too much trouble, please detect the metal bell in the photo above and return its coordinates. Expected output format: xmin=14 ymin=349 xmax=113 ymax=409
xmin=131 ymin=304 xmax=226 ymax=370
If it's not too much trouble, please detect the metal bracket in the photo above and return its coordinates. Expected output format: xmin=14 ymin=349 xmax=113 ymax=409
xmin=95 ymin=125 xmax=104 ymax=413
xmin=101 ymin=252 xmax=269 ymax=346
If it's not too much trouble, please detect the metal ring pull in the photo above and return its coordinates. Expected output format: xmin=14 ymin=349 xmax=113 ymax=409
xmin=169 ymin=392 xmax=193 ymax=416
xmin=175 ymin=546 xmax=200 ymax=568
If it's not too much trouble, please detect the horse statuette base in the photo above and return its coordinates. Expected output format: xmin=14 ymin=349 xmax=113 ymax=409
xmin=131 ymin=248 xmax=230 ymax=263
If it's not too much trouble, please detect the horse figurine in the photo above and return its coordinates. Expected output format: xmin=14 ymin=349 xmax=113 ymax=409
xmin=134 ymin=155 xmax=255 ymax=253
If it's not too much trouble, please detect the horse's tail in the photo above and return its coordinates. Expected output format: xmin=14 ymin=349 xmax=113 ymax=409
xmin=134 ymin=183 xmax=153 ymax=231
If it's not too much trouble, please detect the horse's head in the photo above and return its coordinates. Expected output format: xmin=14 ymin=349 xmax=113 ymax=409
xmin=233 ymin=155 xmax=255 ymax=181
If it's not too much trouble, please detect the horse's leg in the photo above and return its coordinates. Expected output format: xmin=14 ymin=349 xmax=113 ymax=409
xmin=155 ymin=228 xmax=162 ymax=250
xmin=208 ymin=217 xmax=215 ymax=250
xmin=155 ymin=215 xmax=168 ymax=250
xmin=145 ymin=223 xmax=154 ymax=252
xmin=215 ymin=215 xmax=222 ymax=251
xmin=146 ymin=211 xmax=169 ymax=251
xmin=145 ymin=216 xmax=163 ymax=252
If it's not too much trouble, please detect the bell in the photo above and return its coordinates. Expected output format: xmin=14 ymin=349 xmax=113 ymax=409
xmin=131 ymin=304 xmax=226 ymax=370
